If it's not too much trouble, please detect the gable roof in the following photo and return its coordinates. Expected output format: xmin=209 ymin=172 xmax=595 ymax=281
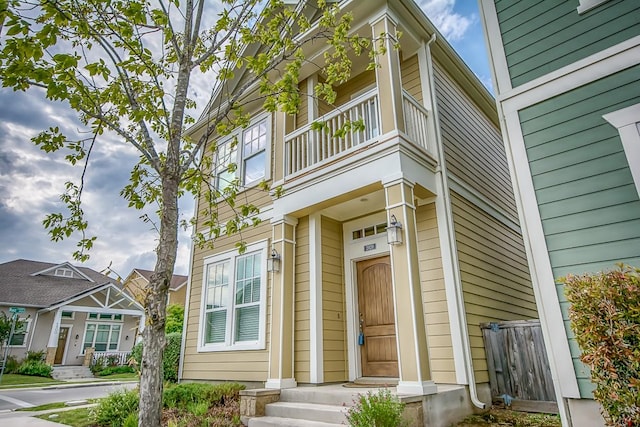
xmin=0 ymin=259 xmax=117 ymax=308
xmin=132 ymin=268 xmax=188 ymax=291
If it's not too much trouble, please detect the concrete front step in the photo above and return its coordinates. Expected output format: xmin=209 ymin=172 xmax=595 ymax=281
xmin=51 ymin=366 xmax=94 ymax=380
xmin=279 ymin=384 xmax=385 ymax=407
xmin=248 ymin=416 xmax=343 ymax=427
xmin=265 ymin=401 xmax=348 ymax=425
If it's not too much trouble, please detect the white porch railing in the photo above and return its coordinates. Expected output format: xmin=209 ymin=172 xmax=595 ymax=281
xmin=284 ymin=89 xmax=380 ymax=177
xmin=91 ymin=350 xmax=132 ymax=367
xmin=402 ymin=90 xmax=431 ymax=153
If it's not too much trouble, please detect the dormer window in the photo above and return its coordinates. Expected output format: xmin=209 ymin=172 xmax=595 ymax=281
xmin=55 ymin=268 xmax=74 ymax=278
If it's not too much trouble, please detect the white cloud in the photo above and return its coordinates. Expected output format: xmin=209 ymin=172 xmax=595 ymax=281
xmin=418 ymin=0 xmax=473 ymax=42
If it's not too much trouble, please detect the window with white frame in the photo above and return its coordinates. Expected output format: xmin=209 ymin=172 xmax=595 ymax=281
xmin=603 ymin=103 xmax=640 ymax=198
xmin=200 ymin=241 xmax=267 ymax=351
xmin=87 ymin=313 xmax=123 ymax=321
xmin=213 ymin=116 xmax=270 ymax=192
xmin=83 ymin=323 xmax=121 ymax=352
xmin=9 ymin=318 xmax=30 ymax=346
xmin=242 ymin=119 xmax=268 ymax=184
xmin=214 ymin=137 xmax=238 ymax=192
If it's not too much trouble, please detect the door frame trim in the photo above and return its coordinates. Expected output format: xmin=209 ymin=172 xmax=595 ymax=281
xmin=343 ymin=212 xmax=391 ymax=381
xmin=57 ymin=325 xmax=73 ymax=365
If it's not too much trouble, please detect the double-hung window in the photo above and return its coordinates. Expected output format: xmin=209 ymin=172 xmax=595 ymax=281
xmin=199 ymin=241 xmax=267 ymax=351
xmin=9 ymin=318 xmax=30 ymax=346
xmin=213 ymin=116 xmax=269 ymax=192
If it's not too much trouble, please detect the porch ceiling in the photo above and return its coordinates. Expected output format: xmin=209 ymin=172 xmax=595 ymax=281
xmin=321 ymin=189 xmax=386 ymax=222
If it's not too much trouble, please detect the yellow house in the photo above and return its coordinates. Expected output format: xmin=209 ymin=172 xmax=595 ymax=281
xmin=122 ymin=268 xmax=188 ymax=307
xmin=180 ymin=0 xmax=537 ymax=424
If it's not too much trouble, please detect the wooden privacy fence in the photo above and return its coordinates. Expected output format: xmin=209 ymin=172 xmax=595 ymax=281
xmin=481 ymin=320 xmax=556 ymax=406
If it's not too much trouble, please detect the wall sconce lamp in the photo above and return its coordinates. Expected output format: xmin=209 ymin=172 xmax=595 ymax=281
xmin=125 ymin=335 xmax=129 ymax=341
xmin=387 ymin=214 xmax=403 ymax=245
xmin=75 ymin=334 xmax=79 ymax=340
xmin=267 ymin=248 xmax=281 ymax=273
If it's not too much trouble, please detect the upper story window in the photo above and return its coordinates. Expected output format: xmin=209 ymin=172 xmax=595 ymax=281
xmin=213 ymin=115 xmax=270 ymax=192
xmin=55 ymin=268 xmax=74 ymax=277
xmin=199 ymin=241 xmax=267 ymax=351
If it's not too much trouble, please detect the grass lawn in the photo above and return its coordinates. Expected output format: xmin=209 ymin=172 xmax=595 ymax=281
xmin=37 ymin=407 xmax=94 ymax=427
xmin=0 ymin=374 xmax=64 ymax=388
xmin=94 ymin=372 xmax=138 ymax=381
xmin=16 ymin=402 xmax=68 ymax=412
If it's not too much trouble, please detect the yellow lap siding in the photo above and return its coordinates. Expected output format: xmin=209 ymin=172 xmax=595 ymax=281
xmin=415 ymin=202 xmax=456 ymax=384
xmin=295 ymin=216 xmax=311 ymax=383
xmin=451 ymin=191 xmax=536 ymax=383
xmin=321 ymin=216 xmax=347 ymax=383
xmin=400 ymin=54 xmax=423 ymax=103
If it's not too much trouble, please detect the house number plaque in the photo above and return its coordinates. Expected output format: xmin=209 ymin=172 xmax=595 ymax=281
xmin=364 ymin=243 xmax=376 ymax=252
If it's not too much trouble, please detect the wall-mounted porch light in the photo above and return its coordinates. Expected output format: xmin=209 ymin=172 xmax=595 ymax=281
xmin=387 ymin=214 xmax=403 ymax=245
xmin=267 ymin=248 xmax=281 ymax=273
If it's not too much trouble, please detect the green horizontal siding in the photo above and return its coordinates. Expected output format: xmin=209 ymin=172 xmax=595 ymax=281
xmin=519 ymin=65 xmax=640 ymax=398
xmin=495 ymin=0 xmax=640 ymax=87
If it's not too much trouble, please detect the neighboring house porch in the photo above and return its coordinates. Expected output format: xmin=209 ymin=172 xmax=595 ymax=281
xmin=0 ymin=260 xmax=144 ymax=367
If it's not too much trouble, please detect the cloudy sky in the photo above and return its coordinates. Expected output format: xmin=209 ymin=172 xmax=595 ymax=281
xmin=0 ymin=0 xmax=492 ymax=278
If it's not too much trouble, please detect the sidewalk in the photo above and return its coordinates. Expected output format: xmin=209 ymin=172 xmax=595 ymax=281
xmin=0 ymin=379 xmax=138 ymax=426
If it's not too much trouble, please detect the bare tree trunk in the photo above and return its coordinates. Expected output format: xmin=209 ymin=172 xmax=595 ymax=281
xmin=139 ymin=173 xmax=180 ymax=427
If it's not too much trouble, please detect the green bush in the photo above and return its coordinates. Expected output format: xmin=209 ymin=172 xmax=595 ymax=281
xmin=131 ymin=332 xmax=182 ymax=383
xmin=25 ymin=350 xmax=46 ymax=362
xmin=165 ymin=304 xmax=184 ymax=334
xmin=94 ymin=388 xmax=139 ymax=427
xmin=16 ymin=360 xmax=52 ymax=378
xmin=95 ymin=365 xmax=135 ymax=376
xmin=346 ymin=388 xmax=406 ymax=427
xmin=3 ymin=355 xmax=20 ymax=373
xmin=163 ymin=332 xmax=181 ymax=382
xmin=162 ymin=382 xmax=245 ymax=409
xmin=562 ymin=264 xmax=640 ymax=427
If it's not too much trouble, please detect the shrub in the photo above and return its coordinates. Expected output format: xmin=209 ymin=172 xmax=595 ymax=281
xmin=561 ymin=264 xmax=640 ymax=427
xmin=95 ymin=365 xmax=135 ymax=376
xmin=16 ymin=360 xmax=52 ymax=378
xmin=162 ymin=382 xmax=245 ymax=409
xmin=94 ymin=388 xmax=139 ymax=427
xmin=165 ymin=304 xmax=184 ymax=334
xmin=163 ymin=332 xmax=182 ymax=382
xmin=25 ymin=350 xmax=46 ymax=362
xmin=346 ymin=388 xmax=406 ymax=427
xmin=3 ymin=355 xmax=20 ymax=373
xmin=130 ymin=332 xmax=182 ymax=383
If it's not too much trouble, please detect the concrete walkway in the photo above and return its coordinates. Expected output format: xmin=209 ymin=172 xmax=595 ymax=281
xmin=0 ymin=416 xmax=67 ymax=426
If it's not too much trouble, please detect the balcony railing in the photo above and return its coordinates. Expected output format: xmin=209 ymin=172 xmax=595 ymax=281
xmin=91 ymin=350 xmax=132 ymax=367
xmin=283 ymin=89 xmax=432 ymax=177
xmin=402 ymin=91 xmax=431 ymax=153
xmin=285 ymin=89 xmax=380 ymax=177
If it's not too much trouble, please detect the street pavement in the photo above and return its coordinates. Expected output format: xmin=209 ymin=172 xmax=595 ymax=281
xmin=0 ymin=381 xmax=138 ymax=426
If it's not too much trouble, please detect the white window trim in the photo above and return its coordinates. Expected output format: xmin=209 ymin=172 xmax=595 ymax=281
xmin=577 ymin=0 xmax=610 ymax=14
xmin=81 ymin=321 xmax=122 ymax=354
xmin=87 ymin=312 xmax=124 ymax=322
xmin=198 ymin=240 xmax=268 ymax=352
xmin=8 ymin=318 xmax=31 ymax=348
xmin=213 ymin=113 xmax=272 ymax=191
xmin=603 ymin=103 xmax=640 ymax=198
xmin=61 ymin=311 xmax=75 ymax=320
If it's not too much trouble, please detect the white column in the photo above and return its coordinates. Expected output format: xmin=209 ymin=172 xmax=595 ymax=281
xmin=47 ymin=309 xmax=63 ymax=347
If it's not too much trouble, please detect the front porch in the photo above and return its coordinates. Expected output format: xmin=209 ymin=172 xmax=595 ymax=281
xmin=240 ymin=383 xmax=487 ymax=427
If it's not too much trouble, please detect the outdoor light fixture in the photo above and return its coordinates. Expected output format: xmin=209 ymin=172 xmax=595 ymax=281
xmin=387 ymin=214 xmax=403 ymax=245
xmin=75 ymin=334 xmax=79 ymax=340
xmin=267 ymin=248 xmax=281 ymax=273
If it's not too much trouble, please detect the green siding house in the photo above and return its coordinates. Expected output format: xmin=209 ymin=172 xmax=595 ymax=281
xmin=478 ymin=1 xmax=640 ymax=426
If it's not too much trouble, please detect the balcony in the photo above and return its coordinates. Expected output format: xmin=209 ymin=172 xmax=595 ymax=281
xmin=283 ymin=89 xmax=432 ymax=178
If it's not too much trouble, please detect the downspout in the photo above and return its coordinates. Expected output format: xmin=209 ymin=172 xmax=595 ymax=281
xmin=424 ymin=32 xmax=487 ymax=410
